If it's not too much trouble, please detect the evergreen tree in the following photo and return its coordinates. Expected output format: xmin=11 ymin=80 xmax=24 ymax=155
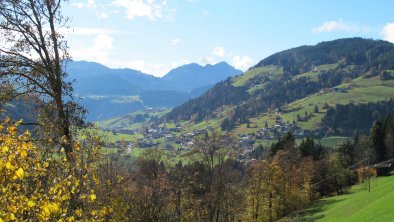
xmin=370 ymin=120 xmax=388 ymax=175
xmin=299 ymin=137 xmax=315 ymax=158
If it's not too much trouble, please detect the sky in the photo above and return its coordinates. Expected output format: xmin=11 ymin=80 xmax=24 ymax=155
xmin=63 ymin=0 xmax=394 ymax=77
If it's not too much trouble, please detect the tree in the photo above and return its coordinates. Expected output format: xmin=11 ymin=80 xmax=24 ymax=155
xmin=322 ymin=102 xmax=329 ymax=109
xmin=337 ymin=140 xmax=355 ymax=166
xmin=0 ymin=0 xmax=82 ymax=158
xmin=247 ymin=160 xmax=281 ymax=222
xmin=299 ymin=137 xmax=315 ymax=158
xmin=221 ymin=118 xmax=231 ymax=131
xmin=370 ymin=121 xmax=386 ymax=163
xmin=370 ymin=116 xmax=394 ymax=175
xmin=191 ymin=131 xmax=243 ymax=222
xmin=269 ymin=132 xmax=296 ymax=156
xmin=0 ymin=119 xmax=104 ymax=221
xmin=314 ymin=105 xmax=319 ymax=113
xmin=328 ymin=153 xmax=355 ymax=195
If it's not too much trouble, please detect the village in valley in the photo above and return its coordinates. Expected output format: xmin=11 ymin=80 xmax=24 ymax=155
xmin=99 ymin=108 xmax=330 ymax=161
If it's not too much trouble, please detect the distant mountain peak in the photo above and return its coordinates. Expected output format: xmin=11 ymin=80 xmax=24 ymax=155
xmin=162 ymin=61 xmax=242 ymax=91
xmin=213 ymin=61 xmax=231 ymax=66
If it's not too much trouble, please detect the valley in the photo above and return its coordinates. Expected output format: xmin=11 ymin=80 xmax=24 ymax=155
xmin=92 ymin=39 xmax=394 ymax=164
xmin=1 ymin=1 xmax=394 ymax=220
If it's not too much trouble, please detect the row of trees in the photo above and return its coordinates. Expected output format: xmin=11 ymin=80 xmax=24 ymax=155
xmin=323 ymin=99 xmax=394 ymax=135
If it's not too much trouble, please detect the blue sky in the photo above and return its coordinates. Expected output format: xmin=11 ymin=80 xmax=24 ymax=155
xmin=64 ymin=0 xmax=394 ymax=77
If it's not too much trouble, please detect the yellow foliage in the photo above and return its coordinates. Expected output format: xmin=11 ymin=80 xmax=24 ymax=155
xmin=0 ymin=119 xmax=105 ymax=221
xmin=1 ymin=146 xmax=8 ymax=152
xmin=89 ymin=193 xmax=97 ymax=202
xmin=14 ymin=167 xmax=24 ymax=179
xmin=27 ymin=200 xmax=36 ymax=208
xmin=20 ymin=149 xmax=27 ymax=158
xmin=76 ymin=209 xmax=83 ymax=217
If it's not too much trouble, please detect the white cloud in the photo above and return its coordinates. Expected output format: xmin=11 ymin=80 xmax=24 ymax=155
xmin=71 ymin=34 xmax=114 ymax=64
xmin=72 ymin=2 xmax=84 ymax=8
xmin=98 ymin=59 xmax=191 ymax=77
xmin=312 ymin=20 xmax=369 ymax=33
xmin=212 ymin=46 xmax=225 ymax=57
xmin=126 ymin=60 xmax=146 ymax=71
xmin=72 ymin=0 xmax=97 ymax=9
xmin=94 ymin=34 xmax=113 ymax=51
xmin=232 ymin=55 xmax=252 ymax=70
xmin=112 ymin=0 xmax=171 ymax=21
xmin=198 ymin=56 xmax=216 ymax=65
xmin=98 ymin=12 xmax=109 ymax=19
xmin=71 ymin=1 xmax=119 ymax=20
xmin=73 ymin=0 xmax=174 ymax=21
xmin=87 ymin=0 xmax=97 ymax=9
xmin=382 ymin=23 xmax=394 ymax=43
xmin=134 ymin=60 xmax=191 ymax=77
xmin=171 ymin=38 xmax=181 ymax=46
xmin=202 ymin=10 xmax=209 ymax=16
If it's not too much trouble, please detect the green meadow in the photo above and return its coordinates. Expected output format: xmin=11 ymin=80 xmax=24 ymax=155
xmin=281 ymin=173 xmax=394 ymax=222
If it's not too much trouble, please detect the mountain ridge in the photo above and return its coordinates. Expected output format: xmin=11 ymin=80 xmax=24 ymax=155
xmin=65 ymin=60 xmax=242 ymax=120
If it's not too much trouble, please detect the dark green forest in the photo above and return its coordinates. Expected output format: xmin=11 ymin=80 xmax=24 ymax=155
xmin=323 ymin=99 xmax=394 ymax=135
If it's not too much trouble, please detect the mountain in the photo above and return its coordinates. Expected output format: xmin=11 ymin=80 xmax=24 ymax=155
xmin=67 ymin=61 xmax=173 ymax=95
xmin=162 ymin=62 xmax=242 ymax=91
xmin=165 ymin=38 xmax=394 ymax=137
xmin=65 ymin=61 xmax=241 ymax=121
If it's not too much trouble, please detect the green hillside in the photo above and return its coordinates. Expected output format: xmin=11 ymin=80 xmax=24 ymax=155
xmin=246 ymin=73 xmax=394 ymax=131
xmin=169 ymin=72 xmax=393 ymax=147
xmin=282 ymin=173 xmax=394 ymax=222
xmin=96 ymin=109 xmax=169 ymax=130
xmin=164 ymin=38 xmax=394 ymax=140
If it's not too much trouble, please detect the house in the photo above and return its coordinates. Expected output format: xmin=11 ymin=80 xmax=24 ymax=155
xmin=165 ymin=135 xmax=175 ymax=142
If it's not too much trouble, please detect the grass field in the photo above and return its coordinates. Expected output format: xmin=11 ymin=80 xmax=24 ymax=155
xmin=87 ymin=128 xmax=143 ymax=143
xmin=290 ymin=76 xmax=393 ymax=129
xmin=232 ymin=65 xmax=283 ymax=87
xmin=318 ymin=136 xmax=350 ymax=147
xmin=293 ymin=63 xmax=340 ymax=81
xmin=281 ymin=173 xmax=394 ymax=222
xmin=246 ymin=75 xmax=394 ymax=131
xmin=97 ymin=109 xmax=169 ymax=130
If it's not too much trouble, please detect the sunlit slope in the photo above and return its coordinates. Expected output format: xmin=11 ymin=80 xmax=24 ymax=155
xmin=281 ymin=173 xmax=394 ymax=222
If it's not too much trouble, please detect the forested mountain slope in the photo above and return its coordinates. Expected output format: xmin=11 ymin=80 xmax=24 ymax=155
xmin=165 ymin=38 xmax=394 ymax=135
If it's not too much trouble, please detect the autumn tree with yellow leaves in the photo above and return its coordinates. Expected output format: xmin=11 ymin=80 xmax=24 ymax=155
xmin=0 ymin=0 xmax=84 ymax=159
xmin=0 ymin=119 xmax=105 ymax=221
